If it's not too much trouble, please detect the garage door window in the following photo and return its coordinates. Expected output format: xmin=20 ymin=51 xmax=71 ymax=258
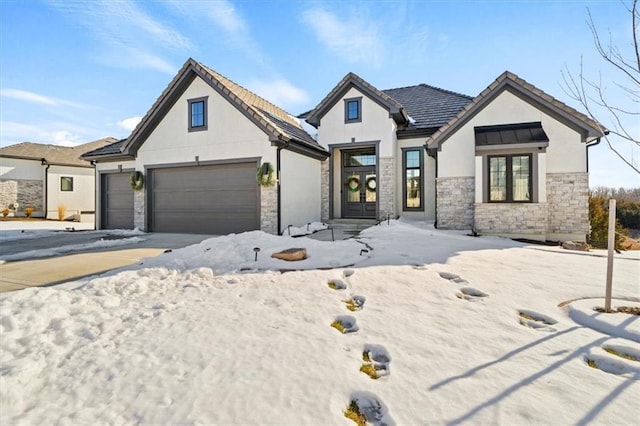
xmin=188 ymin=96 xmax=208 ymax=132
xmin=61 ymin=176 xmax=74 ymax=191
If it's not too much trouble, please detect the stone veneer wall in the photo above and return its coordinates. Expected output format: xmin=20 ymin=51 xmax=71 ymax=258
xmin=436 ymin=177 xmax=474 ymax=229
xmin=320 ymin=159 xmax=330 ymax=222
xmin=474 ymin=203 xmax=548 ymax=237
xmin=0 ymin=179 xmax=43 ymax=213
xmin=134 ymin=190 xmax=145 ymax=230
xmin=378 ymin=157 xmax=395 ymax=220
xmin=260 ymin=184 xmax=277 ymax=234
xmin=546 ymin=172 xmax=589 ymax=240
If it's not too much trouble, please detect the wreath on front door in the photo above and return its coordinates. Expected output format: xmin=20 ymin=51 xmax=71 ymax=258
xmin=130 ymin=171 xmax=144 ymax=191
xmin=346 ymin=176 xmax=360 ymax=192
xmin=365 ymin=176 xmax=376 ymax=192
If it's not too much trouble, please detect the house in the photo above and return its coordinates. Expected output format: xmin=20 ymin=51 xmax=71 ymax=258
xmin=0 ymin=138 xmax=116 ymax=220
xmin=305 ymin=71 xmax=603 ymax=242
xmin=82 ymin=59 xmax=328 ymax=234
xmin=84 ymin=58 xmax=604 ymax=241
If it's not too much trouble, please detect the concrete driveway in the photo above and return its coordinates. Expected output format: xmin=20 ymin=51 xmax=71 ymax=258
xmin=0 ymin=231 xmax=215 ymax=293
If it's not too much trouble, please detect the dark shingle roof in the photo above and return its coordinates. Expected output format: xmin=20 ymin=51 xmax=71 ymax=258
xmin=1 ymin=138 xmax=117 ymax=166
xmin=256 ymin=109 xmax=321 ymax=149
xmin=81 ymin=138 xmax=128 ymax=159
xmin=382 ymin=84 xmax=473 ymax=129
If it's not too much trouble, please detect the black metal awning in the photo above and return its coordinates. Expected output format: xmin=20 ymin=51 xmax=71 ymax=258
xmin=475 ymin=122 xmax=549 ymax=146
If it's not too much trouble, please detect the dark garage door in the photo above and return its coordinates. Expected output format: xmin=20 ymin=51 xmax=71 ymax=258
xmin=149 ymin=162 xmax=259 ymax=234
xmin=101 ymin=173 xmax=134 ymax=229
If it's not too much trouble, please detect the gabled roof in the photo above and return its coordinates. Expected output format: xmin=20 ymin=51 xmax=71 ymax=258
xmin=427 ymin=71 xmax=605 ymax=150
xmin=305 ymin=72 xmax=409 ymax=127
xmin=89 ymin=58 xmax=327 ymax=161
xmin=1 ymin=137 xmax=116 ymax=167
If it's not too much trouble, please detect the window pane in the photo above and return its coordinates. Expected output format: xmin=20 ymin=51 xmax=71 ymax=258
xmin=406 ymin=169 xmax=421 ymax=208
xmin=512 ymin=155 xmax=531 ymax=201
xmin=191 ymin=101 xmax=204 ymax=127
xmin=489 ymin=157 xmax=506 ymax=201
xmin=347 ymin=100 xmax=359 ymax=120
xmin=365 ymin=174 xmax=376 ymax=202
xmin=61 ymin=177 xmax=73 ymax=191
xmin=405 ymin=150 xmax=420 ymax=168
xmin=343 ymin=151 xmax=376 ymax=167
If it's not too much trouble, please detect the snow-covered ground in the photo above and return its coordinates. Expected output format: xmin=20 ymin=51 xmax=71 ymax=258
xmin=1 ymin=220 xmax=638 ymax=425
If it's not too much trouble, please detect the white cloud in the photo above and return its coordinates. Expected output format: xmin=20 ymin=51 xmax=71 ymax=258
xmin=163 ymin=0 xmax=271 ymax=71
xmin=0 ymin=89 xmax=87 ymax=108
xmin=246 ymin=79 xmax=309 ymax=110
xmin=0 ymin=121 xmax=88 ymax=147
xmin=48 ymin=0 xmax=189 ymax=74
xmin=118 ymin=116 xmax=143 ymax=132
xmin=300 ymin=8 xmax=385 ymax=68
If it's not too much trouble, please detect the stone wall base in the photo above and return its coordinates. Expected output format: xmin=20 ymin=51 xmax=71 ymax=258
xmin=0 ymin=179 xmax=44 ymax=215
xmin=547 ymin=172 xmax=589 ymax=240
xmin=474 ymin=203 xmax=548 ymax=239
xmin=436 ymin=177 xmax=474 ymax=230
xmin=378 ymin=157 xmax=395 ymax=220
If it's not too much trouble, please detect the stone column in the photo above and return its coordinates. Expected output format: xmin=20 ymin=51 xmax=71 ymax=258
xmin=378 ymin=157 xmax=395 ymax=219
xmin=260 ymin=184 xmax=278 ymax=234
xmin=320 ymin=159 xmax=330 ymax=222
xmin=133 ymin=190 xmax=145 ymax=231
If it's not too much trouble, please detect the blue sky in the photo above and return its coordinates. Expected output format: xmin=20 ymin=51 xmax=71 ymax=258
xmin=0 ymin=0 xmax=637 ymax=188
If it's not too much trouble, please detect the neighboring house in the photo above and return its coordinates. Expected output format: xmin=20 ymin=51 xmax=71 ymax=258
xmin=0 ymin=138 xmax=116 ymax=220
xmin=84 ymin=58 xmax=604 ymax=241
xmin=82 ymin=58 xmax=328 ymax=234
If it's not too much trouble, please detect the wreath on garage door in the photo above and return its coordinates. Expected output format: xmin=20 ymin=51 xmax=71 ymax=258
xmin=130 ymin=171 xmax=145 ymax=191
xmin=346 ymin=176 xmax=360 ymax=192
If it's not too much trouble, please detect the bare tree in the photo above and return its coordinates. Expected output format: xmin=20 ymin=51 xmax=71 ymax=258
xmin=562 ymin=0 xmax=640 ymax=175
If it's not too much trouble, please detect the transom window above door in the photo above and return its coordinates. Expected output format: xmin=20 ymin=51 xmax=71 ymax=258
xmin=188 ymin=96 xmax=208 ymax=132
xmin=344 ymin=97 xmax=362 ymax=123
xmin=342 ymin=149 xmax=376 ymax=167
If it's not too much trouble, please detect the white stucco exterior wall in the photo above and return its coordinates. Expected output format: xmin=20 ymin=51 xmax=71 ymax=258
xmin=0 ymin=158 xmax=43 ymax=180
xmin=280 ymin=149 xmax=321 ymax=231
xmin=46 ymin=165 xmax=95 ymax=218
xmin=438 ymin=90 xmax=587 ymax=178
xmin=136 ymin=77 xmax=277 ymax=168
xmin=316 ymin=87 xmax=396 ymax=157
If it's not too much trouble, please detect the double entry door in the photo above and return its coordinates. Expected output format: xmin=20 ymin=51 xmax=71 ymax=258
xmin=342 ymin=148 xmax=376 ymax=218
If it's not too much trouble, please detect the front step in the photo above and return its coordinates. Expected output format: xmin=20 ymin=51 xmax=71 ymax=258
xmin=326 ymin=219 xmax=377 ymax=230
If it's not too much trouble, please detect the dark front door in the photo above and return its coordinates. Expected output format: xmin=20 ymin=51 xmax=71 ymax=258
xmin=342 ymin=149 xmax=377 ymax=218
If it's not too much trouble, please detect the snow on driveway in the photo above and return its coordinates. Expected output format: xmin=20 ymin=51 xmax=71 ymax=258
xmin=0 ymin=220 xmax=638 ymax=425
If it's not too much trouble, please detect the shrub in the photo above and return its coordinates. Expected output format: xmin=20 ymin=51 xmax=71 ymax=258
xmin=24 ymin=206 xmax=35 ymax=218
xmin=589 ymin=196 xmax=629 ymax=250
xmin=57 ymin=204 xmax=66 ymax=221
xmin=2 ymin=208 xmax=8 ymax=217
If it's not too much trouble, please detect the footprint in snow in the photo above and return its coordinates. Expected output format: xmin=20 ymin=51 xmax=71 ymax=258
xmin=344 ymin=295 xmax=366 ymax=312
xmin=456 ymin=287 xmax=489 ymax=301
xmin=331 ymin=315 xmax=359 ymax=334
xmin=518 ymin=309 xmax=557 ymax=332
xmin=345 ymin=391 xmax=395 ymax=426
xmin=360 ymin=344 xmax=391 ymax=379
xmin=328 ymin=279 xmax=347 ymax=290
xmin=585 ymin=345 xmax=640 ymax=379
xmin=343 ymin=269 xmax=355 ymax=278
xmin=438 ymin=271 xmax=468 ymax=284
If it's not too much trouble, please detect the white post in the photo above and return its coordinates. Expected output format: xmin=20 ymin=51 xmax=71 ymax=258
xmin=604 ymin=199 xmax=616 ymax=312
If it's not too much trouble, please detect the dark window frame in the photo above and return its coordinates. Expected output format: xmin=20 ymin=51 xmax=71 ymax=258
xmin=487 ymin=154 xmax=533 ymax=203
xmin=61 ymin=176 xmax=74 ymax=192
xmin=344 ymin=97 xmax=362 ymax=123
xmin=402 ymin=148 xmax=424 ymax=211
xmin=188 ymin=96 xmax=208 ymax=132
